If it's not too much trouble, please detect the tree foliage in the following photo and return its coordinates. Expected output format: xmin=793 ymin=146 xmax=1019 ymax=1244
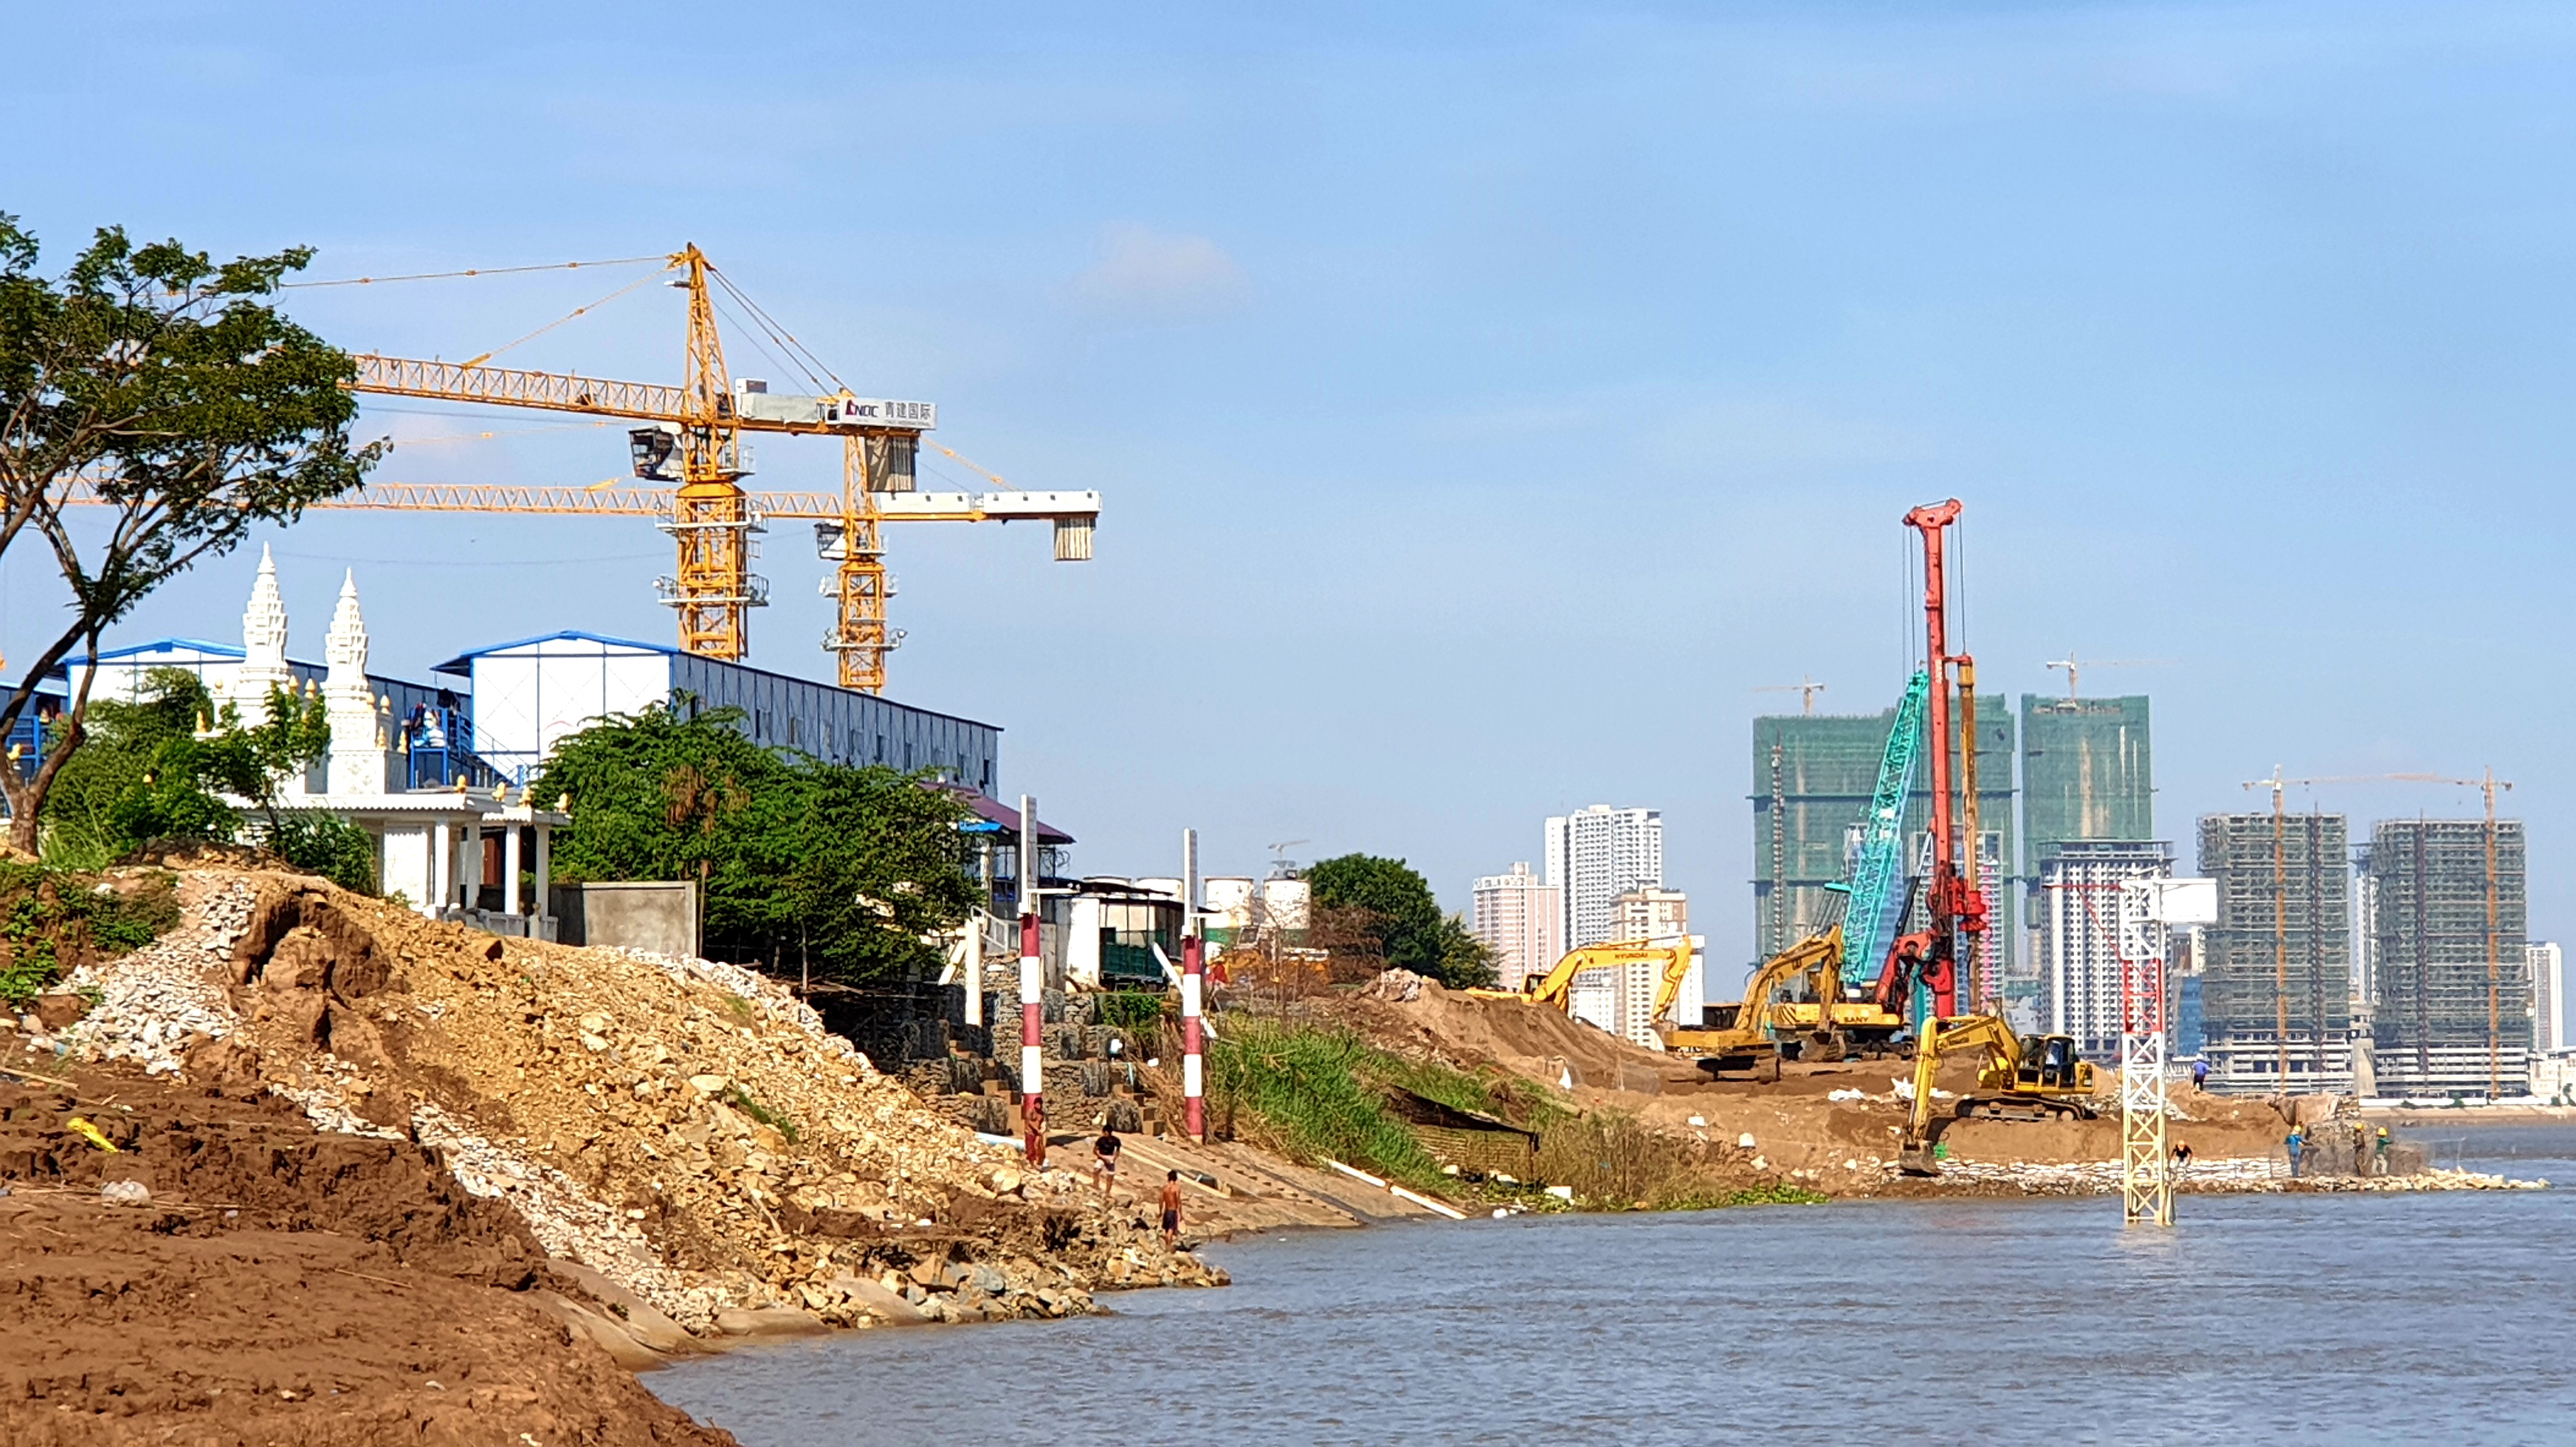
xmin=1306 ymin=853 xmax=1492 ymax=988
xmin=0 ymin=216 xmax=380 ymax=850
xmin=531 ymin=702 xmax=977 ymax=986
xmin=38 ymin=668 xmax=366 ymax=890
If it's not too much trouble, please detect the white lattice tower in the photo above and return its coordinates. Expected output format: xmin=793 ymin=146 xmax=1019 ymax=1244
xmin=2118 ymin=879 xmax=2172 ymax=1226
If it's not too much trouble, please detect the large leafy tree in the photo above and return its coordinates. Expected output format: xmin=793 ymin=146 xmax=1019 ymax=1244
xmin=1306 ymin=852 xmax=1498 ymax=989
xmin=533 ymin=703 xmax=976 ymax=986
xmin=0 ymin=216 xmax=379 ymax=852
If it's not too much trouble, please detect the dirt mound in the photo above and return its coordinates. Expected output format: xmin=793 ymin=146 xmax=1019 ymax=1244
xmin=1337 ymin=981 xmax=1681 ymax=1089
xmin=44 ymin=867 xmax=1218 ymax=1341
xmin=0 ymin=1059 xmax=730 ymax=1446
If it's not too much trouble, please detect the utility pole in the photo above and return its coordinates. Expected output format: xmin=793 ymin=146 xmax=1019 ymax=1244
xmin=1017 ymin=794 xmax=1044 ymax=1167
xmin=1181 ymin=827 xmax=1207 ymax=1141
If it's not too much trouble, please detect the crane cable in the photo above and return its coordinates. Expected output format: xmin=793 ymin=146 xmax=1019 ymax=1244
xmin=459 ymin=263 xmax=681 ymax=368
xmin=280 ymin=255 xmax=670 ymax=289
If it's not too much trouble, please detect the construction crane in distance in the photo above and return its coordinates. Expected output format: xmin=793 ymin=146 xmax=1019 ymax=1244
xmin=2242 ymin=769 xmax=2518 ymax=1099
xmin=2043 ymin=653 xmax=2172 ymax=699
xmin=1753 ymin=676 xmax=1828 ymax=714
xmin=80 ymin=246 xmax=1102 ymax=695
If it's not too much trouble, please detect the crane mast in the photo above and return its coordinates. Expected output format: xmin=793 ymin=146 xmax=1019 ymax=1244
xmin=1901 ymin=498 xmax=1988 ymax=1020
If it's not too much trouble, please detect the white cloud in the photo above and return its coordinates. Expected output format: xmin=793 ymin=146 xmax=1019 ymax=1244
xmin=1069 ymin=224 xmax=1248 ymax=321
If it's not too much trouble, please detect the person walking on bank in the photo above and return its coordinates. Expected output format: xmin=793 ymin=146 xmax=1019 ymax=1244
xmin=1092 ymin=1121 xmax=1122 ymax=1200
xmin=2286 ymin=1126 xmax=2306 ymax=1179
xmin=2376 ymin=1126 xmax=2392 ymax=1176
xmin=2192 ymin=1059 xmax=2210 ymax=1092
xmin=1022 ymin=1097 xmax=1047 ymax=1170
xmin=1160 ymin=1170 xmax=1184 ymax=1248
xmin=2172 ymin=1141 xmax=2194 ymax=1175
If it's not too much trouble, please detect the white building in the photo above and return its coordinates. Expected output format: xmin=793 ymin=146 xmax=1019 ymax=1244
xmin=1566 ymin=935 xmax=1706 ymax=1050
xmin=1614 ymin=887 xmax=1689 ymax=943
xmin=1473 ymin=862 xmax=1561 ymax=991
xmin=1546 ymin=805 xmax=1662 ymax=950
xmin=68 ymin=550 xmax=567 ymax=936
xmin=2036 ymin=841 xmax=2174 ymax=1058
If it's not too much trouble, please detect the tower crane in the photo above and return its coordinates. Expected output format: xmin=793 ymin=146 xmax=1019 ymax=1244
xmin=63 ymin=247 xmax=1103 ymax=694
xmin=1753 ymin=676 xmax=1828 ymax=714
xmin=2042 ymin=653 xmax=2172 ymax=699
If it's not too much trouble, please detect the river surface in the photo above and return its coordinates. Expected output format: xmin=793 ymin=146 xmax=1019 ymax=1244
xmin=650 ymin=1124 xmax=2576 ymax=1445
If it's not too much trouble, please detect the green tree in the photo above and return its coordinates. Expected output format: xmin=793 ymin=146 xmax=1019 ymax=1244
xmin=1434 ymin=912 xmax=1500 ymax=990
xmin=1307 ymin=853 xmax=1475 ymax=984
xmin=0 ymin=216 xmax=379 ymax=852
xmin=38 ymin=667 xmax=367 ymax=890
xmin=531 ymin=702 xmax=975 ymax=986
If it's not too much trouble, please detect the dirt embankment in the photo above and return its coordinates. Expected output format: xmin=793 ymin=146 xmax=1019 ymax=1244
xmin=1323 ymin=980 xmax=2301 ymax=1197
xmin=0 ymin=1059 xmax=729 ymax=1446
xmin=2 ymin=865 xmax=1224 ymax=1413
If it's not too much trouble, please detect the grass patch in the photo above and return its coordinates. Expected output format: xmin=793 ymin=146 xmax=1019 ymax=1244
xmin=0 ymin=864 xmax=179 ymax=1006
xmin=1096 ymin=990 xmax=1167 ymax=1032
xmin=725 ymin=1083 xmax=800 ymax=1144
xmin=1208 ymin=1018 xmax=1829 ymax=1214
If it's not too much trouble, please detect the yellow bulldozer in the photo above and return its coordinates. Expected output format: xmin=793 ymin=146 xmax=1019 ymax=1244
xmin=1896 ymin=1013 xmax=2098 ymax=1176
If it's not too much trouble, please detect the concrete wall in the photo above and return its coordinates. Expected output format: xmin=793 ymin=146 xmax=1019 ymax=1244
xmin=552 ymin=881 xmax=698 ymax=956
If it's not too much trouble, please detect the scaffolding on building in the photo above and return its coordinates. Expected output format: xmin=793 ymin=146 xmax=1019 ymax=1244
xmin=2197 ymin=811 xmax=2352 ymax=1095
xmin=2369 ymin=818 xmax=2529 ymax=1099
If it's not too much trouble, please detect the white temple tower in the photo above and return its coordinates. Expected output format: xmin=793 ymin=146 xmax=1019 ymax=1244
xmin=323 ymin=570 xmax=390 ymax=794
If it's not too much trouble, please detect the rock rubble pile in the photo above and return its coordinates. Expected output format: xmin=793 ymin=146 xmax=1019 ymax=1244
xmin=31 ymin=865 xmax=1224 ymax=1347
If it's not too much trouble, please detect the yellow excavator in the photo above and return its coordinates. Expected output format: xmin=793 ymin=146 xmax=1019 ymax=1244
xmin=1464 ymin=939 xmax=1694 ymax=1013
xmin=1896 ymin=1014 xmax=2098 ymax=1176
xmin=1654 ymin=927 xmax=1841 ymax=1077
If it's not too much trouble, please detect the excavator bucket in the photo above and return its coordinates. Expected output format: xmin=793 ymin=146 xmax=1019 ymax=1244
xmin=1897 ymin=1141 xmax=1941 ymax=1178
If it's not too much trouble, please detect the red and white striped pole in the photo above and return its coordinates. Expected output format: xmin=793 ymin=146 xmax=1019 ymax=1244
xmin=1019 ymin=794 xmax=1045 ymax=1168
xmin=1181 ymin=828 xmax=1205 ymax=1142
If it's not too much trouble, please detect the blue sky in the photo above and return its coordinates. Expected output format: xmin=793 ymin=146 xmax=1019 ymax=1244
xmin=6 ymin=1 xmax=2573 ymax=972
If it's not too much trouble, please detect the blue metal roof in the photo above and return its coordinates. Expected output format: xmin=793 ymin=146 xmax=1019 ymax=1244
xmin=433 ymin=629 xmax=677 ymax=676
xmin=60 ymin=638 xmax=247 ymax=667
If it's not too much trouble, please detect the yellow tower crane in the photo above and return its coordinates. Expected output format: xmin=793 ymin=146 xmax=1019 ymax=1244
xmin=70 ymin=245 xmax=1101 ymax=693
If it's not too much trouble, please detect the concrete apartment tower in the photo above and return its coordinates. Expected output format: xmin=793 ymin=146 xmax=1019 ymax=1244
xmin=2033 ymin=841 xmax=2172 ymax=1058
xmin=2530 ymin=943 xmax=2569 ymax=1101
xmin=2198 ymin=811 xmax=2353 ymax=1096
xmin=1545 ymin=805 xmax=1661 ymax=950
xmin=2367 ymin=819 xmax=2529 ymax=1099
xmin=1471 ymin=863 xmax=1561 ymax=991
xmin=1613 ymin=887 xmax=1689 ymax=941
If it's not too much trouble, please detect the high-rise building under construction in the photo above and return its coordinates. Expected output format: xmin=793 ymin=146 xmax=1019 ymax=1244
xmin=2021 ymin=695 xmax=2157 ymax=1039
xmin=2197 ymin=811 xmax=2353 ymax=1094
xmin=1749 ymin=706 xmax=2014 ymax=978
xmin=2365 ymin=819 xmax=2529 ymax=1099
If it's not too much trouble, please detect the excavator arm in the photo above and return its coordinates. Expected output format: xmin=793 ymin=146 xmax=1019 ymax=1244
xmin=1469 ymin=940 xmax=1692 ymax=1014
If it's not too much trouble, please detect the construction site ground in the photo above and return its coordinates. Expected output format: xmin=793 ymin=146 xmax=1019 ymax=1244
xmin=0 ymin=862 xmax=1229 ymax=1443
xmin=1320 ymin=980 xmax=2379 ymax=1197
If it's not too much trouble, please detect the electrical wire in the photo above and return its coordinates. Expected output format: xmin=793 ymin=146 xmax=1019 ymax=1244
xmin=281 ymin=255 xmax=669 ymax=289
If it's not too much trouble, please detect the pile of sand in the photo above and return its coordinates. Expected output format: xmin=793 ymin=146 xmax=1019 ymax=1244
xmin=0 ymin=1062 xmax=730 ymax=1446
xmin=41 ymin=867 xmax=1219 ymax=1344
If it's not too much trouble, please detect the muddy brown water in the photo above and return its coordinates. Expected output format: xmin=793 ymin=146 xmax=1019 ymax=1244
xmin=650 ymin=1124 xmax=2576 ymax=1444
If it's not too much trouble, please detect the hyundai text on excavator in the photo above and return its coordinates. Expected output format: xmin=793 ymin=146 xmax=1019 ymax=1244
xmin=1896 ymin=1014 xmax=2098 ymax=1176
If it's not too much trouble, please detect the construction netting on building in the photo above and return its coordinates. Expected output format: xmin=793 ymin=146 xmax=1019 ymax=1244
xmin=1750 ymin=707 xmax=2014 ymax=976
xmin=2197 ymin=811 xmax=2352 ymax=1094
xmin=2019 ymin=695 xmax=2153 ymax=875
xmin=2368 ymin=819 xmax=2529 ymax=1099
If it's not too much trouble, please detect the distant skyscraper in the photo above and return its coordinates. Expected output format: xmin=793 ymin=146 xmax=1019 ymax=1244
xmin=2531 ymin=942 xmax=2567 ymax=1056
xmin=2369 ymin=819 xmax=2529 ymax=1099
xmin=1613 ymin=887 xmax=1689 ymax=942
xmin=2199 ymin=811 xmax=2352 ymax=1096
xmin=2036 ymin=841 xmax=2173 ymax=1059
xmin=1546 ymin=805 xmax=1661 ymax=949
xmin=1472 ymin=862 xmax=1561 ymax=991
xmin=2019 ymin=693 xmax=2152 ymax=1033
